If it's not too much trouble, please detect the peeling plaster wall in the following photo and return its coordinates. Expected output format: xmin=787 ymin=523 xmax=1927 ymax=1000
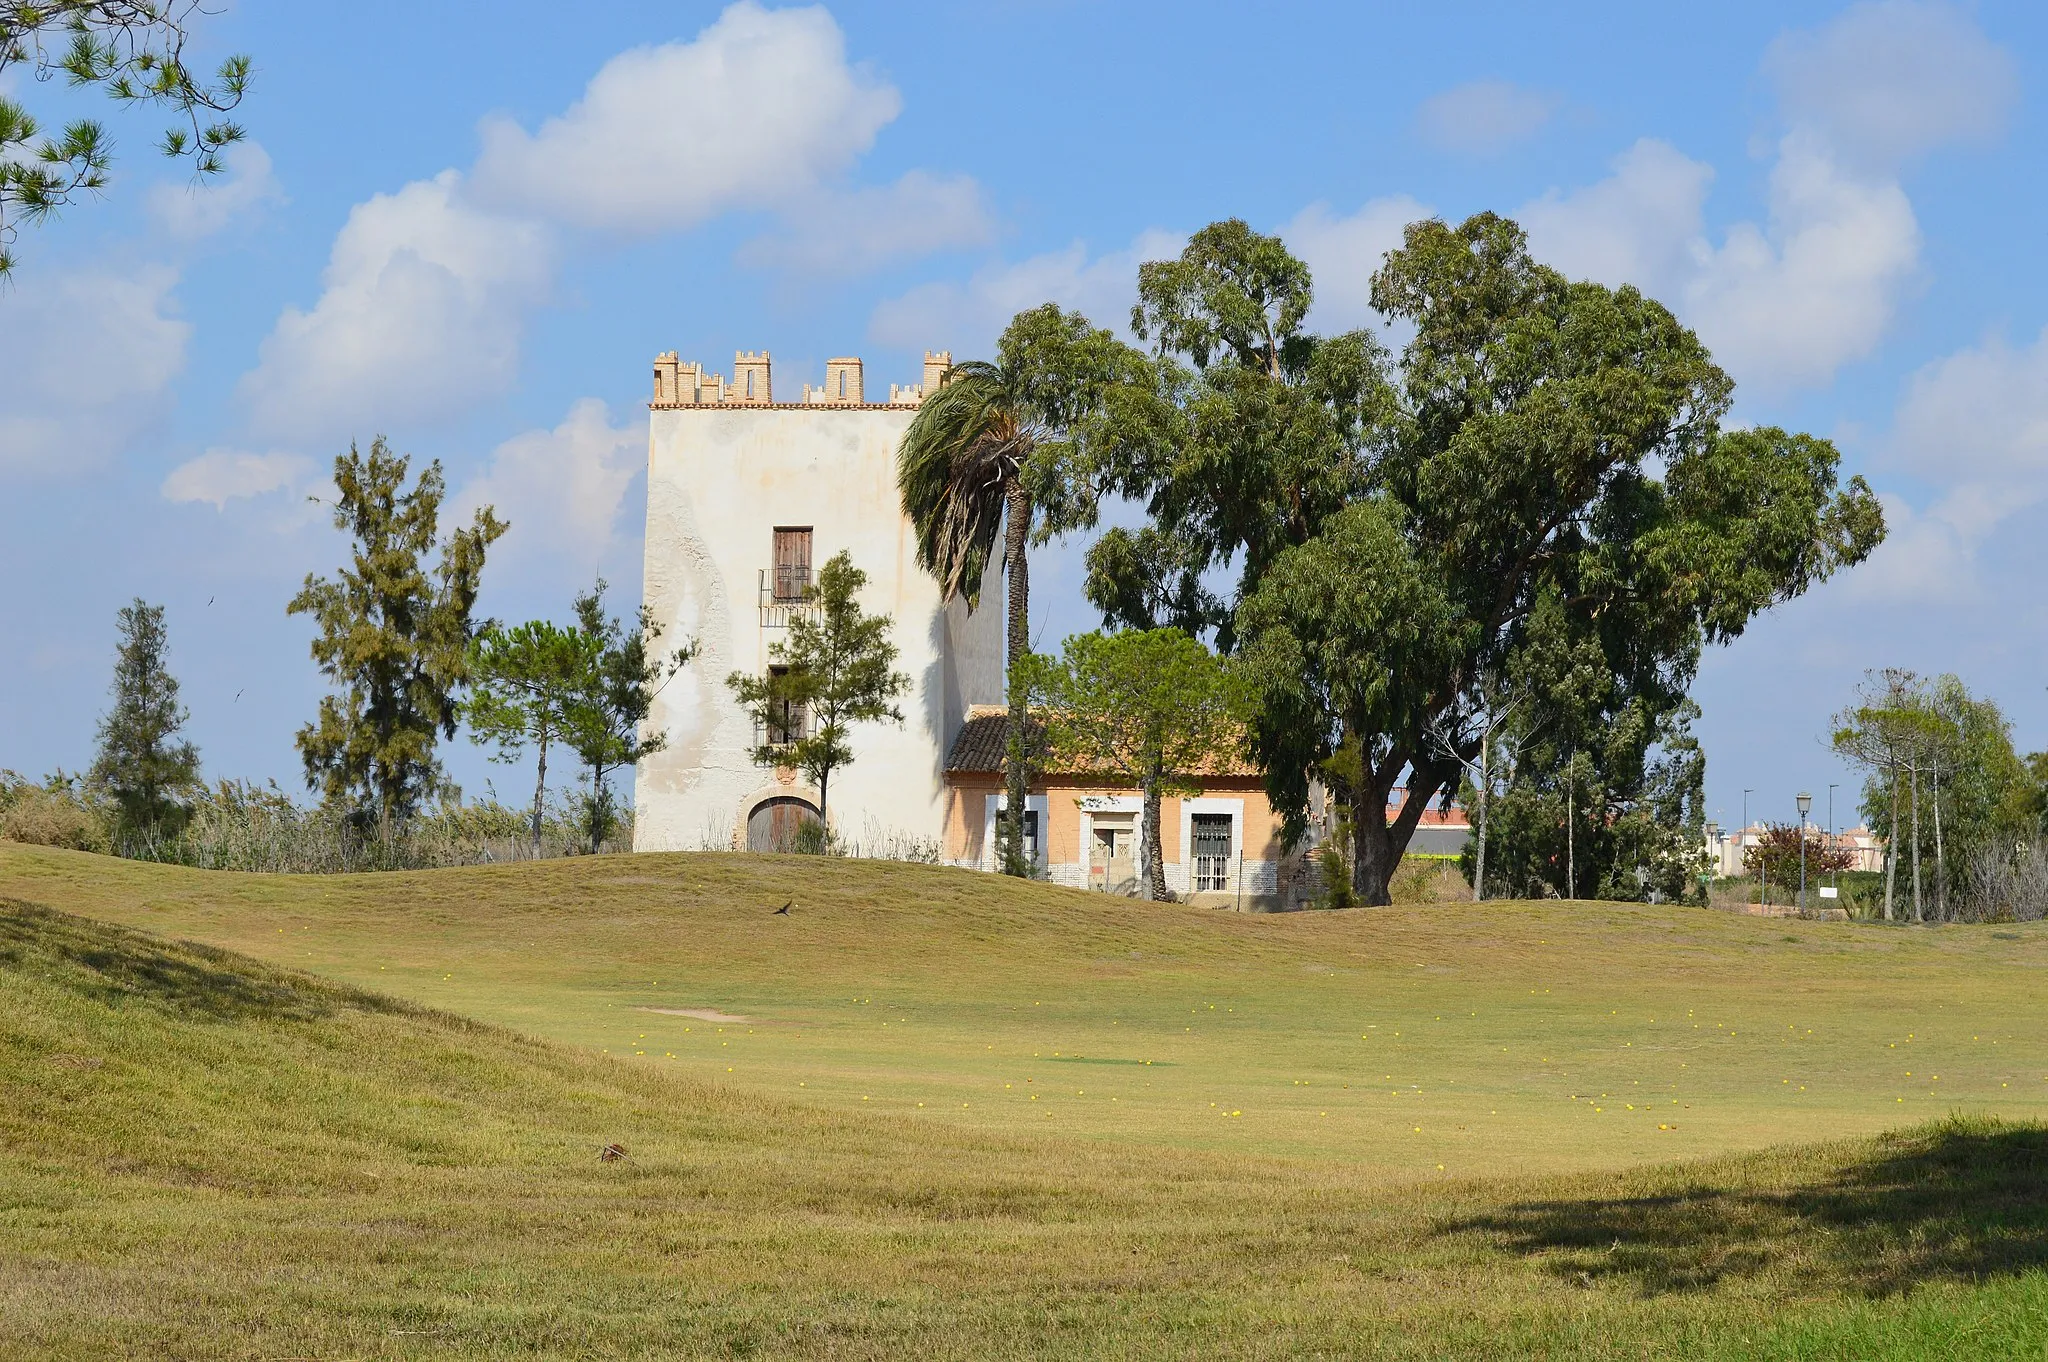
xmin=634 ymin=406 xmax=1003 ymax=851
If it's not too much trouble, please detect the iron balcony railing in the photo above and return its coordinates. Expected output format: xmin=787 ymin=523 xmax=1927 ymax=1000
xmin=752 ymin=708 xmax=810 ymax=751
xmin=759 ymin=568 xmax=819 ymax=628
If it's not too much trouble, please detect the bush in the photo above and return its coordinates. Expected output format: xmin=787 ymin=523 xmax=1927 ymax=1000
xmin=0 ymin=771 xmax=108 ymax=852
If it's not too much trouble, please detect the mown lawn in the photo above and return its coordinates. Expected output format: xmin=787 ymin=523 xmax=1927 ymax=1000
xmin=3 ymin=845 xmax=2046 ymax=1181
xmin=4 ymin=893 xmax=2048 ymax=1359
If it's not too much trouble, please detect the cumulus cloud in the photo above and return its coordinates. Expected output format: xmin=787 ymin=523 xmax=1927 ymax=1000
xmin=470 ymin=2 xmax=900 ymax=234
xmin=0 ymin=263 xmax=187 ymax=476
xmin=737 ymin=171 xmax=994 ymax=274
xmin=1514 ymin=4 xmax=2010 ymax=394
xmin=145 ymin=141 xmax=286 ymax=240
xmin=1520 ymin=138 xmax=1915 ymax=392
xmin=1282 ymin=195 xmax=1432 ymax=332
xmin=1415 ymin=80 xmax=1557 ymax=155
xmin=160 ymin=449 xmax=315 ymax=508
xmin=1764 ymin=0 xmax=2016 ymax=172
xmin=455 ymin=399 xmax=644 ymax=566
xmin=1891 ymin=326 xmax=2048 ymax=527
xmin=869 ymin=229 xmax=1184 ymax=355
xmin=238 ymin=171 xmax=553 ymax=444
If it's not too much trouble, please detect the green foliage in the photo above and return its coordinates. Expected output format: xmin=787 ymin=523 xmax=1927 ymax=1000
xmin=87 ymin=597 xmax=199 ymax=849
xmin=1070 ymin=213 xmax=1881 ymax=904
xmin=1741 ymin=823 xmax=1855 ymax=895
xmin=558 ymin=580 xmax=693 ymax=855
xmin=897 ymin=305 xmax=1147 ymax=876
xmin=1021 ymin=627 xmax=1243 ymax=897
xmin=1838 ymin=672 xmax=2034 ymax=921
xmin=0 ymin=769 xmax=107 ymax=851
xmin=726 ymin=551 xmax=906 ymax=828
xmin=287 ymin=438 xmax=505 ymax=843
xmin=466 ymin=617 xmax=600 ymax=857
xmin=0 ymin=2 xmax=251 ymax=276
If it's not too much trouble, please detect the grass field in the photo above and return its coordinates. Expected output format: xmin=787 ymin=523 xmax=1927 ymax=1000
xmin=5 ymin=845 xmax=2048 ymax=1356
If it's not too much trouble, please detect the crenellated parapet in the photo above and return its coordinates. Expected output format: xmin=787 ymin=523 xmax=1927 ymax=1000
xmin=651 ymin=349 xmax=953 ymax=409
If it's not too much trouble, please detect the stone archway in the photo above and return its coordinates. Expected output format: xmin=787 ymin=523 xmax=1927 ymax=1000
xmin=746 ymin=795 xmax=822 ymax=852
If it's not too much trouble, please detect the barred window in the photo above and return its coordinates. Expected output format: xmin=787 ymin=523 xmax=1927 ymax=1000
xmin=1192 ymin=813 xmax=1233 ymax=892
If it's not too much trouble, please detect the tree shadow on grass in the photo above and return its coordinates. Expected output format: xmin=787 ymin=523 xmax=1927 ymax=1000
xmin=1442 ymin=1119 xmax=2048 ymax=1297
xmin=0 ymin=898 xmax=400 ymax=1024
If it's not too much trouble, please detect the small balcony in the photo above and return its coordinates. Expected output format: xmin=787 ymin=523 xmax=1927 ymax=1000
xmin=759 ymin=567 xmax=819 ymax=628
xmin=752 ymin=706 xmax=810 ymax=752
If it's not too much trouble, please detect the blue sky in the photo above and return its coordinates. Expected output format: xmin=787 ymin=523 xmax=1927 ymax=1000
xmin=3 ymin=0 xmax=2044 ymax=836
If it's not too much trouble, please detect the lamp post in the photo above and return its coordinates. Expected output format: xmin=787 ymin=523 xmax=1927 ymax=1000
xmin=1797 ymin=791 xmax=1813 ymax=912
xmin=1743 ymin=789 xmax=1754 ymax=908
xmin=1827 ymin=783 xmax=1839 ymax=897
xmin=1704 ymin=821 xmax=1720 ymax=903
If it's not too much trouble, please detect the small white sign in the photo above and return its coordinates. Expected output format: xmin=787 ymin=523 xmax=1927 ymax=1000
xmin=1818 ymin=886 xmax=1839 ymax=899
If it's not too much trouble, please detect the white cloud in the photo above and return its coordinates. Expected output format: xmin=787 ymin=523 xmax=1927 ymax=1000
xmin=160 ymin=449 xmax=314 ymax=508
xmin=0 ymin=263 xmax=187 ymax=476
xmin=1890 ymin=326 xmax=2048 ymax=527
xmin=238 ymin=171 xmax=553 ymax=444
xmin=145 ymin=141 xmax=286 ymax=240
xmin=455 ymin=399 xmax=643 ymax=565
xmin=737 ymin=171 xmax=993 ymax=274
xmin=470 ymin=2 xmax=900 ymax=235
xmin=868 ymin=229 xmax=1183 ymax=355
xmin=1520 ymin=133 xmax=1917 ymax=393
xmin=1282 ymin=195 xmax=1431 ymax=332
xmin=1764 ymin=0 xmax=2016 ymax=172
xmin=1415 ymin=80 xmax=1557 ymax=155
xmin=1519 ymin=139 xmax=1713 ymax=294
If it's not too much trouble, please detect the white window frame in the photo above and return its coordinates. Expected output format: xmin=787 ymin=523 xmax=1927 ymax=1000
xmin=1180 ymin=797 xmax=1244 ymax=894
xmin=984 ymin=792 xmax=1050 ymax=873
xmin=1076 ymin=795 xmax=1143 ymax=892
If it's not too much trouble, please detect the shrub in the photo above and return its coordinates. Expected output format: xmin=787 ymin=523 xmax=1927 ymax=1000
xmin=0 ymin=772 xmax=108 ymax=852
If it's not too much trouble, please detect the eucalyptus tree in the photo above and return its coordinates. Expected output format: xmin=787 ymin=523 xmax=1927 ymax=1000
xmin=1078 ymin=214 xmax=1883 ymax=905
xmin=1 ymin=2 xmax=251 ymax=275
xmin=897 ymin=304 xmax=1144 ymax=875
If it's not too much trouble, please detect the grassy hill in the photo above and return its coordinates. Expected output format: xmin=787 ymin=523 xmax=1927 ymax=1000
xmin=6 ymin=892 xmax=2048 ymax=1358
xmin=4 ymin=845 xmax=2048 ymax=1182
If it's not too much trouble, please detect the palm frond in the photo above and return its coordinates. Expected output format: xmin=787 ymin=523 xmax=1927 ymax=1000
xmin=896 ymin=361 xmax=1029 ymax=608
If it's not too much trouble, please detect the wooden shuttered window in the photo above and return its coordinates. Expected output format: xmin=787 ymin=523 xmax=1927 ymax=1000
xmin=772 ymin=528 xmax=812 ymax=600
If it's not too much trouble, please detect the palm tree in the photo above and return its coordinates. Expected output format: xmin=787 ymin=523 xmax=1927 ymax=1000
xmin=898 ymin=358 xmax=1042 ymax=876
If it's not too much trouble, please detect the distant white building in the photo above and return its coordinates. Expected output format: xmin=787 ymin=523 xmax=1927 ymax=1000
xmin=1703 ymin=822 xmax=1883 ymax=876
xmin=633 ymin=348 xmax=1004 ymax=853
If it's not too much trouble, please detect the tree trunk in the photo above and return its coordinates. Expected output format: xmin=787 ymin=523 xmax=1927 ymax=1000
xmin=1884 ymin=764 xmax=1899 ymax=922
xmin=1910 ymin=763 xmax=1923 ymax=923
xmin=1001 ymin=478 xmax=1032 ymax=877
xmin=1565 ymin=761 xmax=1576 ymax=901
xmin=1932 ymin=757 xmax=1945 ymax=921
xmin=1473 ymin=734 xmax=1489 ymax=903
xmin=1141 ymin=763 xmax=1167 ymax=900
xmin=530 ymin=733 xmax=549 ymax=860
xmin=1352 ymin=791 xmax=1397 ymax=907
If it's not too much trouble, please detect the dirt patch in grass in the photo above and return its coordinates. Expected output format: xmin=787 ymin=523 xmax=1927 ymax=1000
xmin=640 ymin=1005 xmax=753 ymax=1023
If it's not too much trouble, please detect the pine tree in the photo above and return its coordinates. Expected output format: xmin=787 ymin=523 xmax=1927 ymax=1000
xmin=89 ymin=597 xmax=200 ymax=848
xmin=560 ymin=580 xmax=694 ymax=854
xmin=288 ymin=438 xmax=505 ymax=846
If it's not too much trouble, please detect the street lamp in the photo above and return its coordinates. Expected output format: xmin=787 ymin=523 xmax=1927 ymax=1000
xmin=1827 ymin=783 xmax=1840 ymax=898
xmin=1743 ymin=790 xmax=1754 ymax=909
xmin=1797 ymin=791 xmax=1813 ymax=912
xmin=1704 ymin=821 xmax=1720 ymax=902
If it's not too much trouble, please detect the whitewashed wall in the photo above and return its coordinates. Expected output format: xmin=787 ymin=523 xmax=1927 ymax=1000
xmin=634 ymin=405 xmax=1004 ymax=851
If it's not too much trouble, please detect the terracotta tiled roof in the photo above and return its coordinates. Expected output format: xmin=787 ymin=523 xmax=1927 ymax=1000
xmin=944 ymin=706 xmax=1259 ymax=779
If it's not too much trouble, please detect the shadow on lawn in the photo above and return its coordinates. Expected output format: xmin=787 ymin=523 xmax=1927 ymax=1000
xmin=0 ymin=898 xmax=396 ymax=1023
xmin=1445 ymin=1118 xmax=2048 ymax=1297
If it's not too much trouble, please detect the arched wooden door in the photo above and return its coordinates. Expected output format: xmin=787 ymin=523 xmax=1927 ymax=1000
xmin=747 ymin=796 xmax=821 ymax=852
